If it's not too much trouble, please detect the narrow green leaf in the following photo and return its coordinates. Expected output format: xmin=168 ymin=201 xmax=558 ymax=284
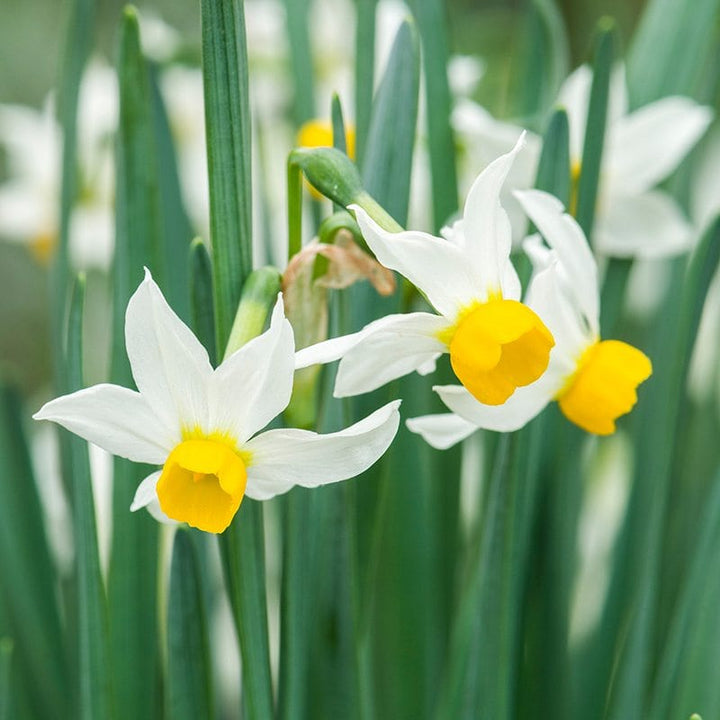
xmin=189 ymin=238 xmax=217 ymax=366
xmin=354 ymin=0 xmax=377 ymax=161
xmin=0 ymin=638 xmax=11 ymax=720
xmin=517 ymin=0 xmax=570 ymax=119
xmin=369 ymin=372 xmax=441 ymax=720
xmin=201 ymin=0 xmax=253 ymax=351
xmin=599 ymin=258 xmax=632 ymax=337
xmin=218 ymin=506 xmax=274 ymax=720
xmin=215 ymin=274 xmax=276 ymax=720
xmin=361 ymin=19 xmax=420 ymax=228
xmin=149 ymin=65 xmax=193 ymax=320
xmin=520 ymin=115 xmax=577 ymax=720
xmin=109 ymin=9 xmax=161 ymax=718
xmin=67 ymin=275 xmax=113 ymax=720
xmin=437 ymin=425 xmax=542 ymax=720
xmin=281 ymin=0 xmax=315 ymax=125
xmin=650 ymin=469 xmax=720 ymax=718
xmin=595 ymin=217 xmax=720 ymax=719
xmin=167 ymin=530 xmax=213 ymax=720
xmin=0 ymin=386 xmax=67 ymax=719
xmin=534 ymin=108 xmax=571 ymax=206
xmin=278 ymin=490 xmax=316 ymax=720
xmin=409 ymin=0 xmax=459 ymax=230
xmin=627 ymin=0 xmax=720 ymax=107
xmin=575 ymin=20 xmax=614 ymax=240
xmin=52 ymin=0 xmax=94 ymax=381
xmin=331 ymin=94 xmax=348 ymax=155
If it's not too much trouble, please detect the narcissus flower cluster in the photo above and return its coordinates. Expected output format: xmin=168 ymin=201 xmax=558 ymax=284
xmin=35 ymin=131 xmax=656 ymax=533
xmin=297 ymin=140 xmax=652 ymax=448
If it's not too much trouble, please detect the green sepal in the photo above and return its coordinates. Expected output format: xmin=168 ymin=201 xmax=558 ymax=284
xmin=224 ymin=267 xmax=283 ymax=360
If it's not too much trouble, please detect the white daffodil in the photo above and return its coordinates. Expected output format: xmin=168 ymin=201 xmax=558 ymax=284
xmin=453 ymin=64 xmax=712 ymax=257
xmin=408 ymin=189 xmax=653 ymax=449
xmin=295 ymin=136 xmax=555 ymax=407
xmin=0 ymin=59 xmax=116 ymax=269
xmin=34 ymin=270 xmax=400 ymax=534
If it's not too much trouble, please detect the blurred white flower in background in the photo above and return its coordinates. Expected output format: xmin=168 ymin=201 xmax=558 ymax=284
xmin=454 ymin=64 xmax=712 ymax=257
xmin=0 ymin=58 xmax=117 ymax=270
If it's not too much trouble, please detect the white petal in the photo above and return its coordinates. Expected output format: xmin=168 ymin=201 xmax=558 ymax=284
xmin=130 ymin=470 xmax=161 ymax=511
xmin=333 ymin=313 xmax=450 ymax=397
xmin=595 ymin=190 xmax=695 ymax=258
xmin=525 ymin=255 xmax=590 ymax=368
xmin=129 ymin=471 xmax=177 ymax=524
xmin=243 ymin=400 xmax=401 ymax=499
xmin=295 ymin=329 xmax=368 ymax=370
xmin=145 ymin=498 xmax=177 ymax=525
xmin=691 ymin=127 xmax=720 ymax=229
xmin=515 ymin=189 xmax=599 ymax=334
xmin=461 ymin=133 xmax=526 ymax=296
xmin=350 ymin=206 xmax=478 ymax=317
xmin=434 ymin=372 xmax=559 ymax=433
xmin=452 ymin=102 xmax=541 ymax=246
xmin=405 ymin=413 xmax=478 ymax=449
xmin=607 ymin=97 xmax=712 ymax=194
xmin=125 ymin=269 xmax=213 ymax=433
xmin=210 ymin=295 xmax=295 ymax=443
xmin=33 ymin=384 xmax=173 ymax=464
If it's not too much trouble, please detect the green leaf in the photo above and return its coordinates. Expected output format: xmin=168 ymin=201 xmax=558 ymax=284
xmin=0 ymin=386 xmax=67 ymax=719
xmin=281 ymin=0 xmax=315 ymax=125
xmin=650 ymin=468 xmax=720 ymax=718
xmin=437 ymin=425 xmax=542 ymax=720
xmin=52 ymin=0 xmax=95 ymax=382
xmin=167 ymin=530 xmax=214 ymax=720
xmin=215 ymin=272 xmax=277 ymax=720
xmin=67 ymin=276 xmax=113 ymax=720
xmin=575 ymin=19 xmax=614 ymax=240
xmin=189 ymin=238 xmax=217 ymax=366
xmin=354 ymin=0 xmax=377 ymax=161
xmin=534 ymin=108 xmax=571 ymax=206
xmin=369 ymin=372 xmax=444 ymax=720
xmin=592 ymin=217 xmax=720 ymax=719
xmin=149 ymin=65 xmax=193 ymax=320
xmin=219 ymin=505 xmax=274 ymax=720
xmin=409 ymin=0 xmax=459 ymax=230
xmin=517 ymin=0 xmax=570 ymax=120
xmin=278 ymin=490 xmax=317 ymax=720
xmin=0 ymin=638 xmax=11 ymax=720
xmin=361 ymin=19 xmax=420 ymax=228
xmin=108 ymin=9 xmax=161 ymax=718
xmin=627 ymin=0 xmax=720 ymax=107
xmin=201 ymin=0 xmax=253 ymax=352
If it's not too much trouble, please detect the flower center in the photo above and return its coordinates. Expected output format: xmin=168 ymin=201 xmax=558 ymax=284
xmin=30 ymin=229 xmax=57 ymax=265
xmin=297 ymin=119 xmax=356 ymax=159
xmin=569 ymin=159 xmax=582 ymax=217
xmin=156 ymin=436 xmax=248 ymax=534
xmin=447 ymin=299 xmax=555 ymax=405
xmin=556 ymin=339 xmax=652 ymax=435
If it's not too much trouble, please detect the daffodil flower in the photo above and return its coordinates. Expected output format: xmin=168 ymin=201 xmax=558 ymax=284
xmin=295 ymin=136 xmax=555 ymax=406
xmin=34 ymin=270 xmax=400 ymax=534
xmin=0 ymin=60 xmax=116 ymax=268
xmin=408 ymin=189 xmax=652 ymax=449
xmin=453 ymin=64 xmax=713 ymax=257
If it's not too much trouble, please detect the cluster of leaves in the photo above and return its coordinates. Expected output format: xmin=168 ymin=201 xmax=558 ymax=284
xmin=0 ymin=0 xmax=719 ymax=719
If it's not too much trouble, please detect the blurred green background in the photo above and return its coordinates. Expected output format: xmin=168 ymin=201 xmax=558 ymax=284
xmin=0 ymin=0 xmax=646 ymax=106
